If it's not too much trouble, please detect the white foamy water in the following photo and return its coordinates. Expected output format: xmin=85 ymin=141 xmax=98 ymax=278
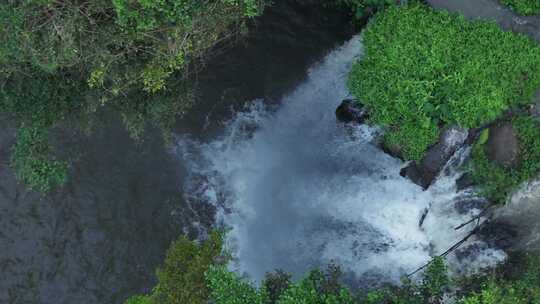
xmin=177 ymin=37 xmax=505 ymax=285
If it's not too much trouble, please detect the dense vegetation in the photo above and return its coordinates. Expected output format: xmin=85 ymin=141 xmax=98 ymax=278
xmin=348 ymin=4 xmax=540 ymax=160
xmin=125 ymin=231 xmax=540 ymax=304
xmin=0 ymin=0 xmax=264 ymax=191
xmin=500 ymin=0 xmax=540 ymax=15
xmin=471 ymin=116 xmax=540 ymax=203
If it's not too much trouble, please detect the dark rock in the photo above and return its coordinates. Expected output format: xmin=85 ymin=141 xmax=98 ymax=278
xmin=400 ymin=161 xmax=422 ymax=183
xmin=383 ymin=142 xmax=405 ymax=161
xmin=485 ymin=122 xmax=520 ymax=168
xmin=454 ymin=198 xmax=490 ymax=214
xmin=335 ymin=99 xmax=368 ymax=124
xmin=477 ymin=219 xmax=519 ymax=251
xmin=402 ymin=126 xmax=468 ymax=189
xmin=456 ymin=172 xmax=476 ymax=191
xmin=454 ymin=242 xmax=491 ymax=263
xmin=527 ymin=89 xmax=540 ymax=117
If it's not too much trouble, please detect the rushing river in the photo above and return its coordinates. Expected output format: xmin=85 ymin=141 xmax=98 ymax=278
xmin=178 ymin=37 xmax=506 ymax=285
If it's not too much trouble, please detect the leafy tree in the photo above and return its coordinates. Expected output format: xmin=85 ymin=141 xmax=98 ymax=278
xmin=123 ymin=230 xmax=228 ymax=304
xmin=276 ymin=268 xmax=356 ymax=304
xmin=206 ymin=265 xmax=267 ymax=304
xmin=363 ymin=256 xmax=449 ymax=304
xmin=263 ymin=270 xmax=292 ymax=304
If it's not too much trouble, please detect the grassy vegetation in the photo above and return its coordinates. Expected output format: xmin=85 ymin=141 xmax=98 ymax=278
xmin=500 ymin=0 xmax=540 ymax=15
xmin=471 ymin=116 xmax=540 ymax=203
xmin=125 ymin=230 xmax=540 ymax=304
xmin=348 ymin=4 xmax=540 ymax=160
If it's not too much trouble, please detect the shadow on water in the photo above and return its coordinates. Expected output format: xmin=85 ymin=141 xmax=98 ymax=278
xmin=0 ymin=2 xmax=355 ymax=304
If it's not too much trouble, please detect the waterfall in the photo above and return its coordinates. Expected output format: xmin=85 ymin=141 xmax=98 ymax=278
xmin=177 ymin=36 xmax=506 ymax=286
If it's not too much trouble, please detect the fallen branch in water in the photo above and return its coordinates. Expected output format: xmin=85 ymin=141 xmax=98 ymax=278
xmin=454 ymin=203 xmax=496 ymax=231
xmin=407 ymin=215 xmax=490 ymax=278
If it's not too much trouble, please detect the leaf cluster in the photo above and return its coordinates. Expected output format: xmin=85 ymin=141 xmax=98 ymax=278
xmin=124 ymin=231 xmax=228 ymax=304
xmin=471 ymin=115 xmax=540 ymax=203
xmin=500 ymin=0 xmax=540 ymax=16
xmin=348 ymin=4 xmax=540 ymax=160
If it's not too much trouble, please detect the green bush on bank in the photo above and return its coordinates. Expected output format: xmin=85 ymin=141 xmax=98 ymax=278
xmin=348 ymin=4 xmax=540 ymax=160
xmin=0 ymin=0 xmax=264 ymax=192
xmin=11 ymin=126 xmax=68 ymax=193
xmin=124 ymin=230 xmax=540 ymax=304
xmin=471 ymin=115 xmax=540 ymax=203
xmin=500 ymin=0 xmax=540 ymax=16
xmin=124 ymin=231 xmax=228 ymax=304
xmin=335 ymin=0 xmax=396 ymax=19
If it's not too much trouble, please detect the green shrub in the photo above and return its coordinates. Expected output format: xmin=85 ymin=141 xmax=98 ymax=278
xmin=460 ymin=255 xmax=540 ymax=304
xmin=348 ymin=4 xmax=540 ymax=160
xmin=471 ymin=115 xmax=540 ymax=203
xmin=10 ymin=126 xmax=68 ymax=193
xmin=335 ymin=0 xmax=396 ymax=19
xmin=206 ymin=266 xmax=267 ymax=304
xmin=364 ymin=256 xmax=449 ymax=304
xmin=500 ymin=0 xmax=540 ymax=15
xmin=123 ymin=232 xmax=540 ymax=304
xmin=123 ymin=231 xmax=228 ymax=304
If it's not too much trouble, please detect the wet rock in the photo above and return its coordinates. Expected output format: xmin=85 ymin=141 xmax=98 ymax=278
xmin=456 ymin=172 xmax=476 ymax=191
xmin=454 ymin=198 xmax=490 ymax=214
xmin=485 ymin=122 xmax=520 ymax=168
xmin=402 ymin=126 xmax=468 ymax=189
xmin=335 ymin=99 xmax=368 ymax=124
xmin=477 ymin=219 xmax=519 ymax=251
xmin=527 ymin=89 xmax=540 ymax=117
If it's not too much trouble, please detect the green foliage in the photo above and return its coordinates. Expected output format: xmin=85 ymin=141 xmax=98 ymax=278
xmin=460 ymin=255 xmax=540 ymax=304
xmin=276 ymin=268 xmax=356 ymax=304
xmin=10 ymin=126 xmax=68 ymax=193
xmin=471 ymin=115 xmax=540 ymax=203
xmin=348 ymin=4 xmax=540 ymax=160
xmin=0 ymin=0 xmax=263 ymax=191
xmin=123 ymin=231 xmax=228 ymax=304
xmin=421 ymin=257 xmax=449 ymax=302
xmin=124 ymin=233 xmax=540 ymax=304
xmin=363 ymin=256 xmax=449 ymax=304
xmin=206 ymin=265 xmax=267 ymax=304
xmin=500 ymin=0 xmax=540 ymax=16
xmin=206 ymin=264 xmax=355 ymax=304
xmin=335 ymin=0 xmax=396 ymax=19
xmin=263 ymin=270 xmax=292 ymax=304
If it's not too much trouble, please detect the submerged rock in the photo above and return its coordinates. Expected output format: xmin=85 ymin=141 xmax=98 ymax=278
xmin=456 ymin=172 xmax=476 ymax=191
xmin=401 ymin=126 xmax=468 ymax=189
xmin=335 ymin=99 xmax=368 ymax=124
xmin=477 ymin=219 xmax=519 ymax=251
xmin=454 ymin=198 xmax=490 ymax=215
xmin=485 ymin=122 xmax=520 ymax=168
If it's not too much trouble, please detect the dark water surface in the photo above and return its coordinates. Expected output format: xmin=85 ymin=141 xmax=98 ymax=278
xmin=0 ymin=2 xmax=353 ymax=304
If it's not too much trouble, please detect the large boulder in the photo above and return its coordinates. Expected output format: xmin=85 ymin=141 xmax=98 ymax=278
xmin=401 ymin=126 xmax=468 ymax=189
xmin=335 ymin=99 xmax=368 ymax=124
xmin=485 ymin=122 xmax=520 ymax=168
